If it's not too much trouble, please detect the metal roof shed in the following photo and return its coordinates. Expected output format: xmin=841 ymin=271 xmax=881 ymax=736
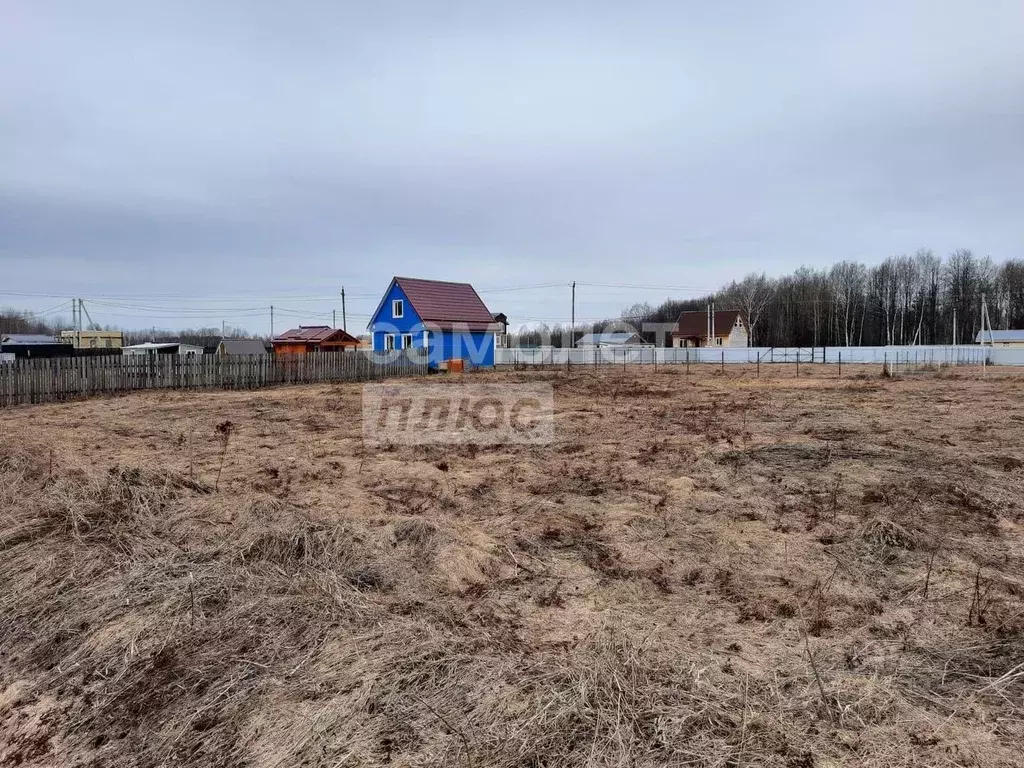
xmin=575 ymin=332 xmax=650 ymax=347
xmin=216 ymin=338 xmax=268 ymax=355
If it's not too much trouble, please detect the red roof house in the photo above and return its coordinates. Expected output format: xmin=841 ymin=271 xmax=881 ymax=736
xmin=272 ymin=326 xmax=360 ymax=355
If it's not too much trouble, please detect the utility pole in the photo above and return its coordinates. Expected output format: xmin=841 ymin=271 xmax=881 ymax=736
xmin=222 ymin=320 xmax=226 ymax=338
xmin=710 ymin=299 xmax=716 ymax=344
xmin=333 ymin=309 xmax=336 ymax=328
xmin=980 ymin=294 xmax=985 ymax=345
xmin=981 ymin=294 xmax=994 ymax=346
xmin=341 ymin=288 xmax=347 ymax=332
xmin=952 ymin=308 xmax=957 ymax=346
xmin=570 ymin=281 xmax=576 ymax=348
xmin=77 ymin=298 xmax=83 ymax=348
xmin=270 ymin=305 xmax=274 ymax=339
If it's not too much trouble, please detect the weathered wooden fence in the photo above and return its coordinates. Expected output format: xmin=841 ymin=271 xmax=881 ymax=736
xmin=0 ymin=352 xmax=428 ymax=407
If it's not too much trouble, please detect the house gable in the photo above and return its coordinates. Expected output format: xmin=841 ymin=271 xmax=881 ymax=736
xmin=369 ymin=280 xmax=429 ymax=353
xmin=369 ymin=280 xmax=423 ymax=332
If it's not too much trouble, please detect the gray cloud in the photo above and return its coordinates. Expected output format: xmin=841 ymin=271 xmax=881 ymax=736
xmin=2 ymin=0 xmax=1022 ymax=330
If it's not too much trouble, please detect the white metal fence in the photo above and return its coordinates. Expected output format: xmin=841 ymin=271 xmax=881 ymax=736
xmin=989 ymin=348 xmax=1024 ymax=366
xmin=496 ymin=345 xmax=996 ymax=367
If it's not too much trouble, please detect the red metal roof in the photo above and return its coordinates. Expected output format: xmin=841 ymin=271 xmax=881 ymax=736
xmin=394 ymin=277 xmax=497 ymax=331
xmin=273 ymin=326 xmax=359 ymax=343
xmin=672 ymin=310 xmax=743 ymax=338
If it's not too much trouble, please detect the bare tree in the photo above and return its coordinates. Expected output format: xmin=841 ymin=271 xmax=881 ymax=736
xmin=721 ymin=273 xmax=775 ymax=345
xmin=829 ymin=262 xmax=866 ymax=346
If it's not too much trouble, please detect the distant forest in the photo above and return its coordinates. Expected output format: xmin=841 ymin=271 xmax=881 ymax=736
xmin=5 ymin=249 xmax=1023 ymax=349
xmin=514 ymin=249 xmax=1024 ymax=347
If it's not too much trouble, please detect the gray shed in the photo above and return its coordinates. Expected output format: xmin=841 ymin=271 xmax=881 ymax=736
xmin=575 ymin=332 xmax=649 ymax=348
xmin=216 ymin=338 xmax=269 ymax=355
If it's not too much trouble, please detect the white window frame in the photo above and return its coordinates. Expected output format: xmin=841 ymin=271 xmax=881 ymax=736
xmin=392 ymin=299 xmax=404 ymax=319
xmin=384 ymin=334 xmax=395 ymax=351
xmin=401 ymin=333 xmax=413 ymax=349
xmin=715 ymin=337 xmax=723 ymax=346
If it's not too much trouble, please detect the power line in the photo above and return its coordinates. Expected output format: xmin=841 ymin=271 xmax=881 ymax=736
xmin=34 ymin=300 xmax=73 ymax=316
xmin=575 ymin=281 xmax=715 ymax=292
xmin=0 ymin=289 xmax=383 ymax=302
xmin=90 ymin=298 xmax=269 ymax=311
xmin=476 ymin=282 xmax=567 ymax=293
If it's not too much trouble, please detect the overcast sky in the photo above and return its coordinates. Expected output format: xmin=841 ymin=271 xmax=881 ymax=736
xmin=2 ymin=0 xmax=1022 ymax=333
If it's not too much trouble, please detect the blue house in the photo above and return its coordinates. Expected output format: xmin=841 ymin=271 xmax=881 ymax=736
xmin=368 ymin=277 xmax=503 ymax=367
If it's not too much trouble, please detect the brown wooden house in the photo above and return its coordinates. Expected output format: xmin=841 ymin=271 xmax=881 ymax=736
xmin=272 ymin=326 xmax=360 ymax=355
xmin=671 ymin=310 xmax=749 ymax=348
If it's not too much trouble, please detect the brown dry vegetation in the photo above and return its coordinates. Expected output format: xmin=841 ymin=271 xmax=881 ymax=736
xmin=2 ymin=364 xmax=1024 ymax=767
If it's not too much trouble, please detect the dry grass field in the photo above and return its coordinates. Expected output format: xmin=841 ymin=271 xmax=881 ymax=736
xmin=2 ymin=365 xmax=1023 ymax=767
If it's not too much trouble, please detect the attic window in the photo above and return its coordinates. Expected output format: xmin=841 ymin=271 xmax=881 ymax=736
xmin=392 ymin=299 xmax=404 ymax=319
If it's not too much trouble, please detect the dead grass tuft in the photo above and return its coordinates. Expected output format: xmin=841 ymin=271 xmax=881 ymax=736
xmin=860 ymin=518 xmax=917 ymax=551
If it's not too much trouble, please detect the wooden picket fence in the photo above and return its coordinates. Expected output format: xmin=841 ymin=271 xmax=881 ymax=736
xmin=0 ymin=352 xmax=428 ymax=407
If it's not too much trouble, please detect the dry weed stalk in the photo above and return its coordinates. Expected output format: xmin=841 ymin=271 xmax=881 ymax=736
xmin=801 ymin=624 xmax=835 ymax=723
xmin=967 ymin=567 xmax=996 ymax=627
xmin=214 ymin=419 xmax=234 ymax=491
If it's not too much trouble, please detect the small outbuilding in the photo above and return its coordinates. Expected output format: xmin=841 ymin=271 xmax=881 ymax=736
xmin=216 ymin=338 xmax=269 ymax=356
xmin=122 ymin=342 xmax=204 ymax=356
xmin=574 ymin=332 xmax=649 ymax=348
xmin=0 ymin=334 xmax=74 ymax=359
xmin=272 ymin=326 xmax=360 ymax=355
xmin=976 ymin=330 xmax=1024 ymax=347
xmin=59 ymin=330 xmax=124 ymax=350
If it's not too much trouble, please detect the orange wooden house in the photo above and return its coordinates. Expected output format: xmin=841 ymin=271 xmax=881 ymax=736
xmin=271 ymin=326 xmax=361 ymax=355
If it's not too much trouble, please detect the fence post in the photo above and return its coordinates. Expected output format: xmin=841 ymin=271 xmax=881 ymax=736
xmin=838 ymin=351 xmax=842 ymax=378
xmin=721 ymin=350 xmax=724 ymax=375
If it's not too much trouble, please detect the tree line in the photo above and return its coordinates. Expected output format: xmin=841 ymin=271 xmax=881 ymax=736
xmin=6 ymin=249 xmax=1022 ymax=349
xmin=513 ymin=249 xmax=1024 ymax=347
